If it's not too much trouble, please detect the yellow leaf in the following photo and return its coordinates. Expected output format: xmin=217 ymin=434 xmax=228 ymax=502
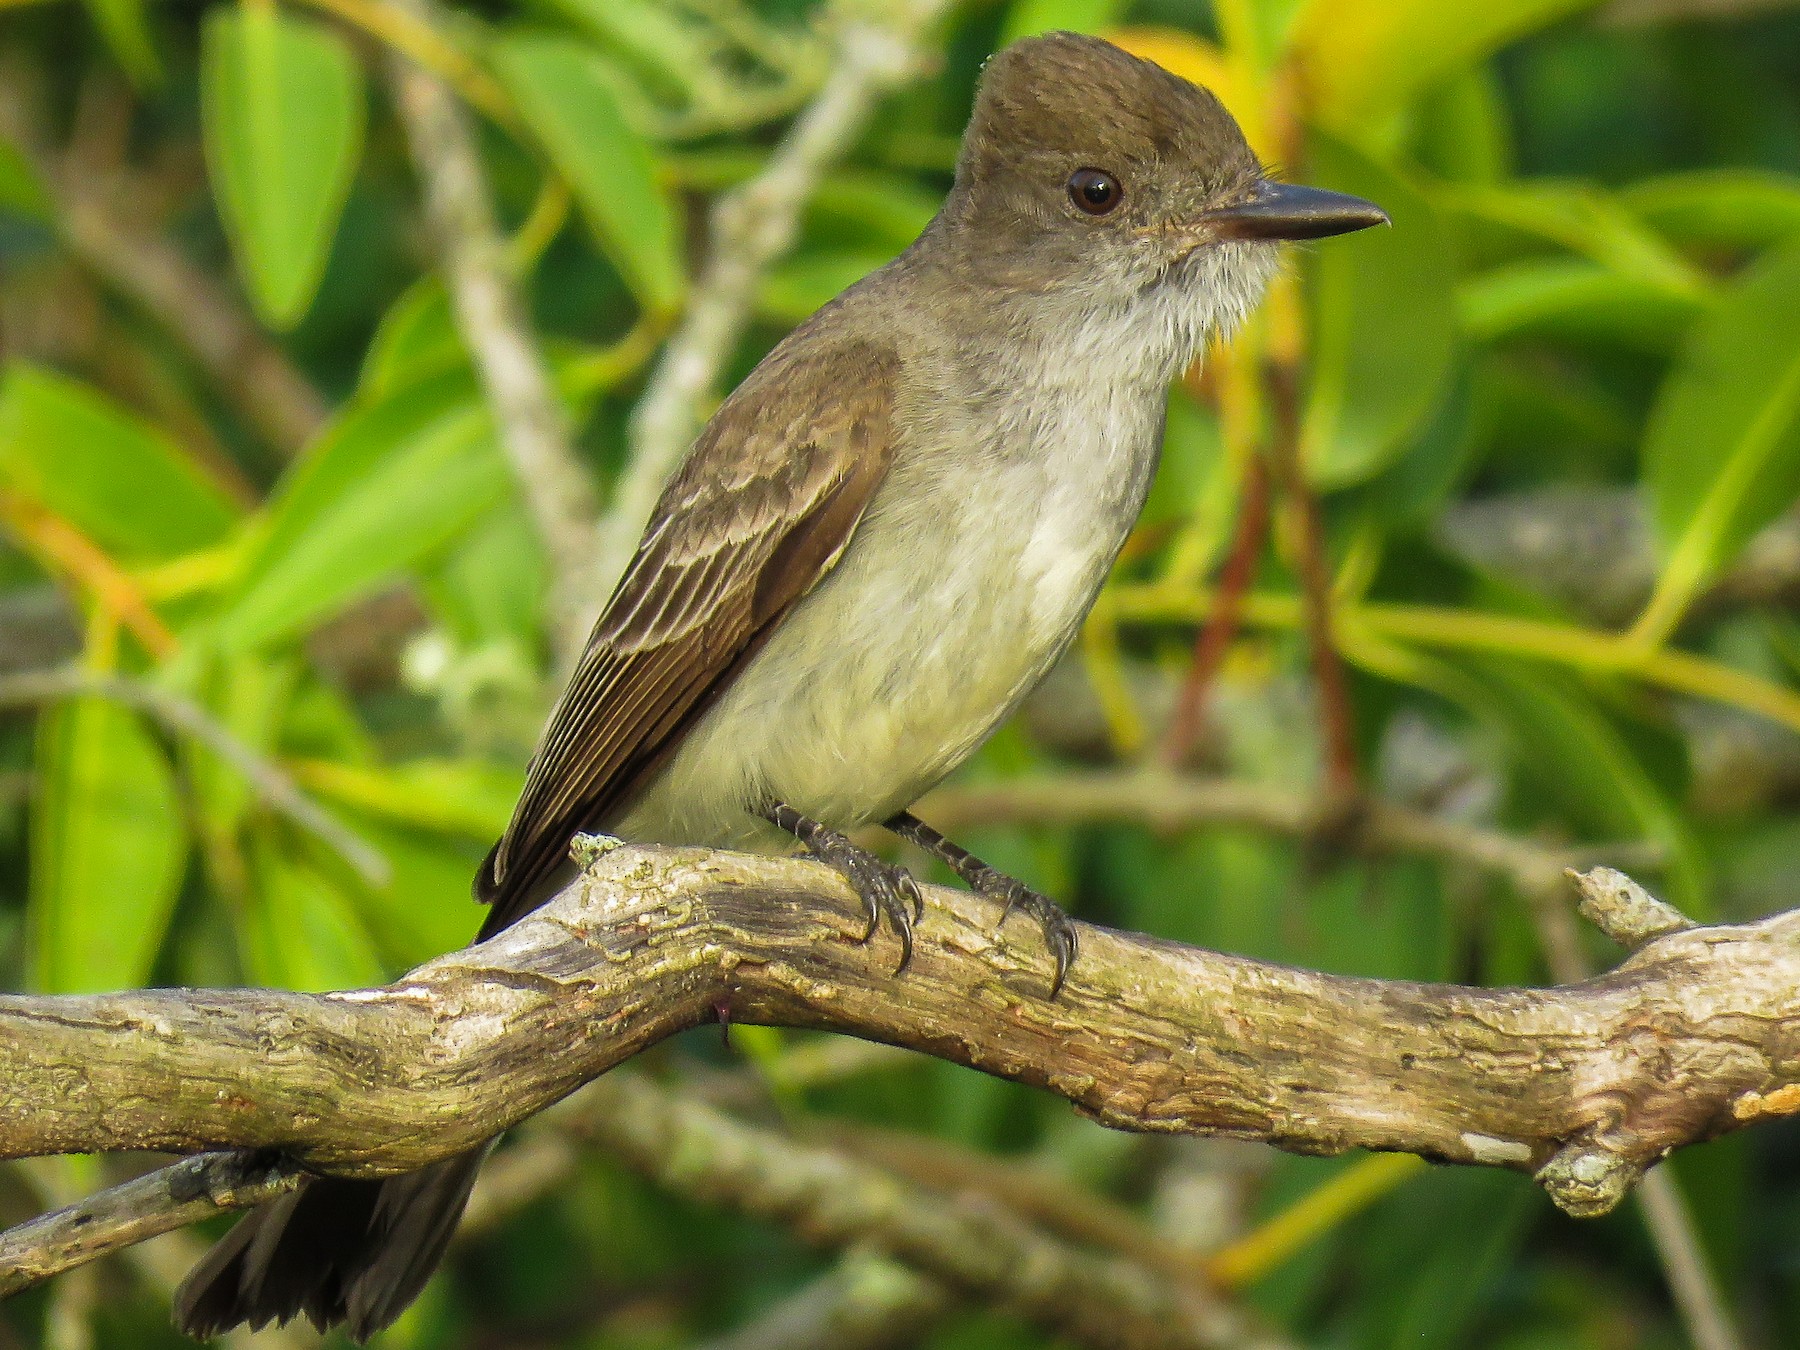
xmin=1289 ymin=0 xmax=1599 ymax=130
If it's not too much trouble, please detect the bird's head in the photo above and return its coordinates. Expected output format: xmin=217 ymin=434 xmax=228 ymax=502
xmin=939 ymin=32 xmax=1386 ymax=360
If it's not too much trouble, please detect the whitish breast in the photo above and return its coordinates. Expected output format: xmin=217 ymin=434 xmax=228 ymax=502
xmin=620 ymin=369 xmax=1168 ymax=848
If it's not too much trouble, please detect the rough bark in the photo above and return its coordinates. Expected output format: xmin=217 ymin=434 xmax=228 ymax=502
xmin=1 ymin=844 xmax=1796 ymax=1222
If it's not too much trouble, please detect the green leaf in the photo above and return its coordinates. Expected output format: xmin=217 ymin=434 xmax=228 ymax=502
xmin=808 ymin=174 xmax=941 ymax=253
xmin=201 ymin=4 xmax=365 ymax=329
xmin=217 ymin=371 xmax=510 ymax=649
xmin=342 ymin=817 xmax=489 ymax=967
xmin=1459 ymin=257 xmax=1709 ymax=352
xmin=83 ymin=0 xmax=161 ymax=87
xmin=1643 ymin=244 xmax=1800 ymax=601
xmin=241 ymin=834 xmax=387 ymax=990
xmin=1458 ymin=659 xmax=1707 ymax=913
xmin=419 ymin=499 xmax=547 ymax=650
xmin=1359 ymin=361 xmax=1481 ymax=526
xmin=1001 ymin=0 xmax=1128 ymax=43
xmin=1144 ymin=384 xmax=1229 ymax=529
xmin=1409 ymin=67 xmax=1513 ymax=185
xmin=538 ymin=0 xmax=709 ymax=104
xmin=494 ymin=33 xmax=685 ymax=314
xmin=0 ymin=139 xmax=53 ymax=223
xmin=297 ymin=758 xmax=521 ymax=841
xmin=1625 ymin=169 xmax=1800 ymax=252
xmin=183 ymin=650 xmax=297 ymax=842
xmin=362 ymin=279 xmax=468 ymax=395
xmin=30 ymin=697 xmax=187 ymax=993
xmin=1438 ymin=180 xmax=1711 ymax=300
xmin=1291 ymin=0 xmax=1600 ymax=128
xmin=1301 ymin=136 xmax=1458 ymax=489
xmin=0 ymin=364 xmax=240 ymax=560
xmin=1150 ymin=387 xmax=1241 ymax=582
xmin=1344 ymin=1169 xmax=1537 ymax=1350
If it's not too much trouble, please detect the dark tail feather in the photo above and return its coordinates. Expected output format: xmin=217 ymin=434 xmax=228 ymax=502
xmin=173 ymin=1148 xmax=487 ymax=1343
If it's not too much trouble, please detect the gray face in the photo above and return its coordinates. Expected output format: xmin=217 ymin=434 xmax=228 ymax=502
xmin=940 ymin=32 xmax=1384 ymax=314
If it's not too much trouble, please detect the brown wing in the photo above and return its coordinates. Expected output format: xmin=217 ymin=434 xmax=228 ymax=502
xmin=474 ymin=338 xmax=899 ymax=937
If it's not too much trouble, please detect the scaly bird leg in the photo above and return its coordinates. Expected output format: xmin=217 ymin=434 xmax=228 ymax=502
xmin=884 ymin=810 xmax=1077 ymax=998
xmin=761 ymin=802 xmax=923 ymax=972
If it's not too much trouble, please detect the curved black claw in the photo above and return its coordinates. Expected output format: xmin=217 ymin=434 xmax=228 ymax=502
xmin=787 ymin=823 xmax=921 ymax=972
xmin=987 ymin=878 xmax=1079 ymax=998
xmin=765 ymin=803 xmax=922 ymax=970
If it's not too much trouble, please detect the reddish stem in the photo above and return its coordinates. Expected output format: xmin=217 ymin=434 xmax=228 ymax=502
xmin=1265 ymin=363 xmax=1360 ymax=801
xmin=1162 ymin=454 xmax=1272 ymax=767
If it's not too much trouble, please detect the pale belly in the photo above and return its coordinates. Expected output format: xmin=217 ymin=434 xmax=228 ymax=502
xmin=616 ymin=407 xmax=1163 ymax=848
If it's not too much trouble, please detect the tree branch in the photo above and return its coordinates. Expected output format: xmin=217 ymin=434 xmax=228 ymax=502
xmin=573 ymin=1071 xmax=1283 ymax=1350
xmin=692 ymin=1252 xmax=952 ymax=1350
xmin=916 ymin=770 xmax=1650 ymax=896
xmin=0 ymin=845 xmax=1795 ymax=1211
xmin=385 ymin=6 xmax=600 ymax=666
xmin=0 ymin=1154 xmax=301 ymax=1298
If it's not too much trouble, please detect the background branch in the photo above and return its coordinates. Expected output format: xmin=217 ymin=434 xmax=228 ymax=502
xmin=0 ymin=1154 xmax=301 ymax=1299
xmin=692 ymin=1252 xmax=952 ymax=1350
xmin=386 ymin=6 xmax=600 ymax=665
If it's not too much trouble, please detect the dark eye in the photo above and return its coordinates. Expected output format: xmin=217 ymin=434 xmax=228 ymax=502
xmin=1068 ymin=167 xmax=1122 ymax=216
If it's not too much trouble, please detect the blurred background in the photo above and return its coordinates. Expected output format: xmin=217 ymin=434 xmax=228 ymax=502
xmin=4 ymin=0 xmax=1800 ymax=1345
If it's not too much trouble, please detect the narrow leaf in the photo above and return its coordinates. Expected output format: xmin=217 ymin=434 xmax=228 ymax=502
xmin=241 ymin=834 xmax=387 ymax=990
xmin=494 ymin=33 xmax=685 ymax=314
xmin=1643 ymin=244 xmax=1800 ymax=617
xmin=362 ymin=280 xmax=468 ymax=395
xmin=30 ymin=698 xmax=187 ymax=993
xmin=0 ymin=364 xmax=240 ymax=560
xmin=1440 ymin=180 xmax=1711 ymax=300
xmin=1625 ymin=169 xmax=1800 ymax=252
xmin=1002 ymin=0 xmax=1128 ymax=43
xmin=0 ymin=140 xmax=53 ymax=223
xmin=202 ymin=4 xmax=365 ymax=329
xmin=218 ymin=373 xmax=509 ymax=649
xmin=1301 ymin=136 xmax=1458 ymax=489
xmin=83 ymin=0 xmax=161 ymax=87
xmin=1459 ymin=258 xmax=1708 ymax=352
xmin=1290 ymin=0 xmax=1600 ymax=129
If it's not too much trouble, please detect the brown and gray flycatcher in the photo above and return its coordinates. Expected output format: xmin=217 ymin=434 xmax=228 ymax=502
xmin=176 ymin=31 xmax=1387 ymax=1341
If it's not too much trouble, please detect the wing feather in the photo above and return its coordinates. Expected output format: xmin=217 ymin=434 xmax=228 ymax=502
xmin=475 ymin=338 xmax=899 ymax=935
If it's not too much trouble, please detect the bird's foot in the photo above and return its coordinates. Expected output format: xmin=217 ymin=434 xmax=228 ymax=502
xmin=764 ymin=803 xmax=923 ymax=972
xmin=882 ymin=811 xmax=1078 ymax=998
xmin=978 ymin=874 xmax=1078 ymax=998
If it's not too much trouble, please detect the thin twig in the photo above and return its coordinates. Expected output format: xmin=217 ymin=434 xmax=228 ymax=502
xmin=386 ymin=2 xmax=599 ymax=667
xmin=1264 ymin=361 xmax=1360 ymax=800
xmin=1163 ymin=455 xmax=1270 ymax=767
xmin=1632 ymin=1169 xmax=1744 ymax=1350
xmin=914 ymin=770 xmax=1657 ymax=900
xmin=0 ymin=668 xmax=389 ymax=885
xmin=0 ymin=1153 xmax=302 ymax=1298
xmin=601 ymin=0 xmax=954 ymax=595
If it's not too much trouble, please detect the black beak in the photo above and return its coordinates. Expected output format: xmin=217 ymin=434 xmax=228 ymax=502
xmin=1204 ymin=181 xmax=1390 ymax=242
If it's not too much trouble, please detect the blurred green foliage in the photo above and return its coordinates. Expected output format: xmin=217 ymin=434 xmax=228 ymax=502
xmin=2 ymin=0 xmax=1800 ymax=1346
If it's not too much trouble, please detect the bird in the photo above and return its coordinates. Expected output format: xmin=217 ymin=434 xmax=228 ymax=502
xmin=174 ymin=30 xmax=1386 ymax=1341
